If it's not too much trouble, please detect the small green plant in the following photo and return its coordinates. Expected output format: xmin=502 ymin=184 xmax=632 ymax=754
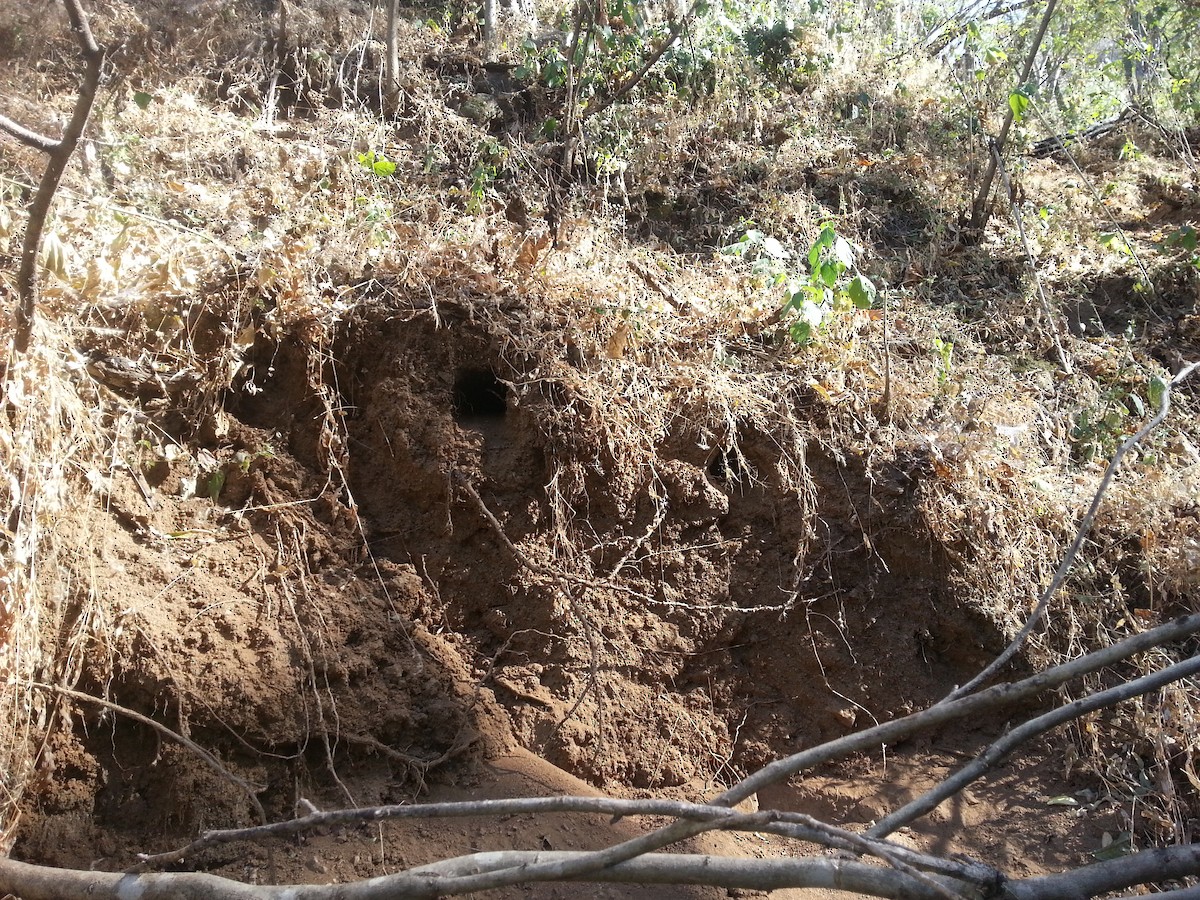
xmin=1071 ymin=377 xmax=1161 ymax=463
xmin=466 ymin=139 xmax=508 ymax=215
xmin=1160 ymin=224 xmax=1199 ymax=269
xmin=721 ymin=223 xmax=876 ymax=343
xmin=357 ymin=150 xmax=397 ymax=178
xmin=932 ymin=336 xmax=954 ymax=386
xmin=515 ymin=37 xmax=568 ymax=87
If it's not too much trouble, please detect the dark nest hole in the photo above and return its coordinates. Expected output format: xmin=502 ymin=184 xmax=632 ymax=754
xmin=708 ymin=448 xmax=744 ymax=485
xmin=453 ymin=368 xmax=508 ymax=420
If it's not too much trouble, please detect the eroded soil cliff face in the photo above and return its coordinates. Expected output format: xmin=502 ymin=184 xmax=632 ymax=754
xmin=6 ymin=4 xmax=1196 ymax=890
xmin=13 ymin=293 xmax=1115 ymax=893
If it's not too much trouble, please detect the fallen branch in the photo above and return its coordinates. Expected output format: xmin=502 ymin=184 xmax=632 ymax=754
xmin=869 ymin=650 xmax=1200 ymax=838
xmin=8 ymin=843 xmax=1200 ymax=900
xmin=1003 ymin=843 xmax=1200 ymax=899
xmin=135 ymin=794 xmax=996 ymax=886
xmin=0 ymin=852 xmax=966 ymax=900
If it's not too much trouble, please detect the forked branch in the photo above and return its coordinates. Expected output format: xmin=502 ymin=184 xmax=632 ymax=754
xmin=5 ymin=0 xmax=105 ymax=356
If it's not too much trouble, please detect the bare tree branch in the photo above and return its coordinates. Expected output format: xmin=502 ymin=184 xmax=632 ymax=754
xmin=1004 ymin=843 xmax=1200 ymax=899
xmin=941 ymin=359 xmax=1200 ymax=703
xmin=407 ymin=850 xmax=973 ymax=897
xmin=1114 ymin=887 xmax=1200 ymax=900
xmin=0 ymin=851 xmax=976 ymax=900
xmin=869 ymin=650 xmax=1200 ymax=838
xmin=136 ymin=795 xmax=999 ymax=887
xmin=9 ymin=842 xmax=1200 ymax=900
xmin=0 ymin=114 xmax=60 ymax=153
xmin=705 ymin=612 xmax=1200 ymax=818
xmin=968 ymin=0 xmax=1060 ymax=232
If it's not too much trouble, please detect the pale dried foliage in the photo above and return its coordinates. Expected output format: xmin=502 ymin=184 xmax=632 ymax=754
xmin=0 ymin=319 xmax=107 ymax=854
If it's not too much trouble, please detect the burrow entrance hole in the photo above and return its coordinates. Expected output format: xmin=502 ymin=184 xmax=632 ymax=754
xmin=453 ymin=368 xmax=509 ymax=420
xmin=708 ymin=448 xmax=745 ymax=485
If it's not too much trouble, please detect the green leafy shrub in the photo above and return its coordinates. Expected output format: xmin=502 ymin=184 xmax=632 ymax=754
xmin=721 ymin=223 xmax=876 ymax=343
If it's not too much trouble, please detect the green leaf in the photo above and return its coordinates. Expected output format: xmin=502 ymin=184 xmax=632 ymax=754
xmin=1099 ymin=231 xmax=1131 ymax=255
xmin=206 ymin=469 xmax=226 ymax=502
xmin=1165 ymin=225 xmax=1197 ymax=252
xmin=372 ymin=157 xmax=397 ymax=177
xmin=1148 ymin=375 xmax=1168 ymax=407
xmin=1008 ymin=89 xmax=1030 ymax=121
xmin=133 ymin=91 xmax=153 ymax=110
xmin=1091 ymin=832 xmax=1133 ymax=861
xmin=789 ymin=320 xmax=813 ymax=343
xmin=848 ymin=274 xmax=876 ymax=308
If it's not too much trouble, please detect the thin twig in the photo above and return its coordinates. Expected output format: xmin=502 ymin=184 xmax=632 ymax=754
xmin=870 ymin=650 xmax=1200 ymax=837
xmin=25 ymin=682 xmax=268 ymax=825
xmin=940 ymin=360 xmax=1199 ymax=703
xmin=969 ymin=0 xmax=1060 ymax=231
xmin=1027 ymin=102 xmax=1153 ymax=289
xmin=11 ymin=0 xmax=105 ymax=355
xmin=993 ymin=143 xmax=1072 ymax=374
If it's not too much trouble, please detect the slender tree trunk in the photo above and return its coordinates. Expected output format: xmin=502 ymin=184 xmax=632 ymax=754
xmin=968 ymin=0 xmax=1059 ymax=232
xmin=386 ymin=0 xmax=399 ymax=102
xmin=6 ymin=0 xmax=105 ymax=356
xmin=483 ymin=0 xmax=498 ymax=61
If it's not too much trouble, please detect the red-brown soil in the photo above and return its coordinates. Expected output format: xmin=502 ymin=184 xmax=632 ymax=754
xmin=11 ymin=297 xmax=1131 ymax=895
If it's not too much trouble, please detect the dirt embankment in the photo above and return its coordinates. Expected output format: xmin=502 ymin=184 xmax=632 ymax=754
xmin=12 ymin=291 xmax=1126 ymax=891
xmin=3 ymin=1 xmax=1197 ymax=892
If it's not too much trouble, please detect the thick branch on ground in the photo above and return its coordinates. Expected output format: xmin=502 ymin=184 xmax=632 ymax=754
xmin=1004 ymin=844 xmax=1200 ymax=899
xmin=8 ymin=844 xmax=1200 ymax=900
xmin=136 ymin=796 xmax=996 ymax=887
xmin=869 ymin=650 xmax=1200 ymax=838
xmin=0 ymin=852 xmax=976 ymax=900
xmin=10 ymin=0 xmax=105 ymax=356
